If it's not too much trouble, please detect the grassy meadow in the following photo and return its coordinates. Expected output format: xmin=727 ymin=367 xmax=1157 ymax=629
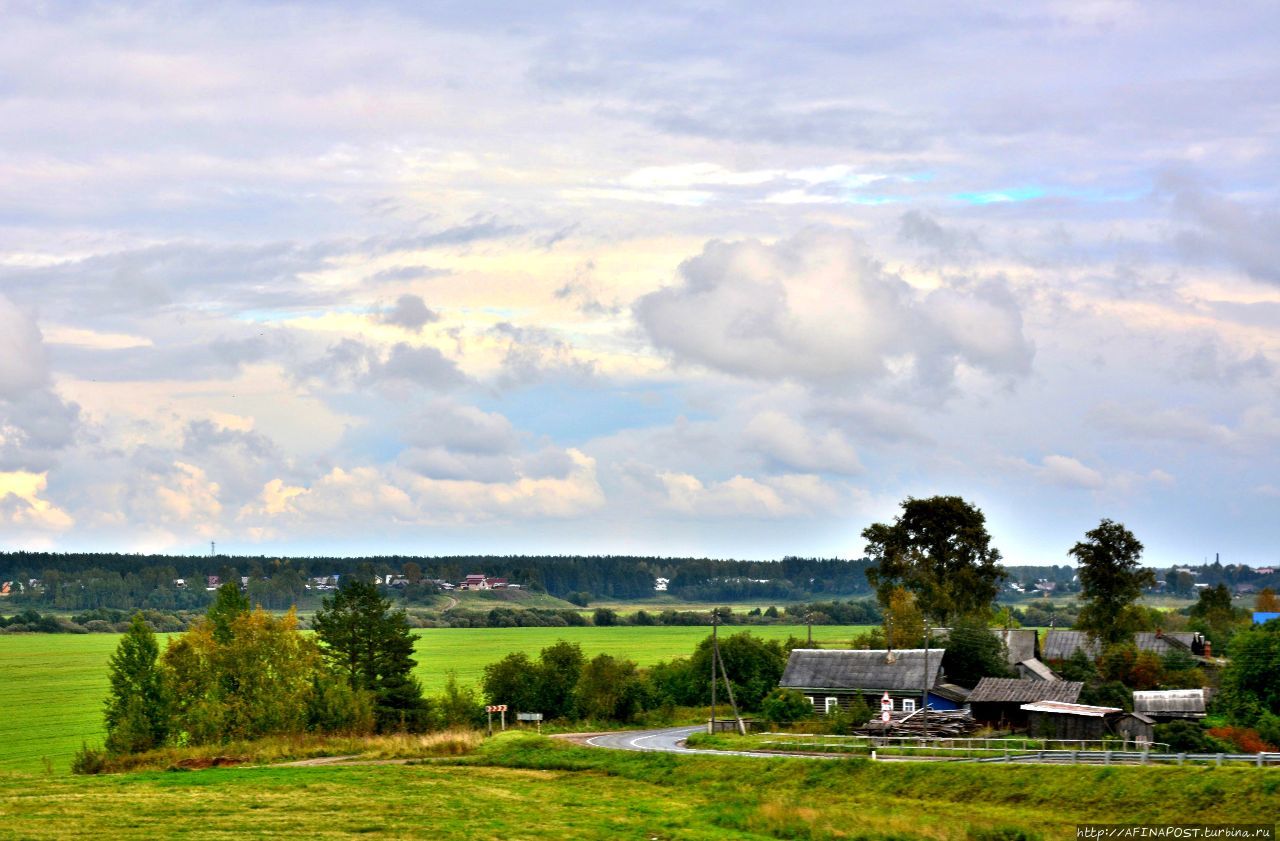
xmin=0 ymin=624 xmax=871 ymax=774
xmin=0 ymin=732 xmax=1275 ymax=840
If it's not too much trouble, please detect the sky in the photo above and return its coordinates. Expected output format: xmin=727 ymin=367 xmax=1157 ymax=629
xmin=0 ymin=1 xmax=1277 ymax=565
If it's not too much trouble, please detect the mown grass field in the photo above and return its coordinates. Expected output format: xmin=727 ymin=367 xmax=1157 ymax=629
xmin=0 ymin=732 xmax=1275 ymax=840
xmin=0 ymin=624 xmax=870 ymax=774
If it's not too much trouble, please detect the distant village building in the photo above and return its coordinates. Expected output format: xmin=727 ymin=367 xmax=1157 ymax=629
xmin=1042 ymin=630 xmax=1206 ymax=661
xmin=1257 ymin=567 xmax=1275 ymax=575
xmin=778 ymin=648 xmax=968 ymax=715
xmin=654 ymin=577 xmax=669 ymax=592
xmin=967 ymin=678 xmax=1083 ymax=729
xmin=1133 ymin=689 xmax=1207 ymax=721
xmin=206 ymin=575 xmax=221 ymax=591
xmin=458 ymin=574 xmax=509 ymax=591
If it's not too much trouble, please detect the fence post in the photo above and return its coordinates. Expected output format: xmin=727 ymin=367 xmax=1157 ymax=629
xmin=1177 ymin=753 xmax=1185 ymax=766
xmin=1105 ymin=751 xmax=1111 ymax=766
xmin=1256 ymin=753 xmax=1263 ymax=768
xmin=1215 ymin=753 xmax=1223 ymax=767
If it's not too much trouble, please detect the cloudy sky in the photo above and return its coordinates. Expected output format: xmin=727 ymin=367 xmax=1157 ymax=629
xmin=1 ymin=2 xmax=1277 ymax=565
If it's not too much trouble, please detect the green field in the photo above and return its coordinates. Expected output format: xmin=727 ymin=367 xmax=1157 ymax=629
xmin=0 ymin=733 xmax=1274 ymax=839
xmin=0 ymin=624 xmax=869 ymax=774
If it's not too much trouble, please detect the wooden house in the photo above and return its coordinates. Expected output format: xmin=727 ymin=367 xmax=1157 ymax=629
xmin=1042 ymin=630 xmax=1205 ymax=661
xmin=967 ymin=677 xmax=1083 ymax=729
xmin=1133 ymin=689 xmax=1206 ymax=721
xmin=778 ymin=649 xmax=967 ymax=715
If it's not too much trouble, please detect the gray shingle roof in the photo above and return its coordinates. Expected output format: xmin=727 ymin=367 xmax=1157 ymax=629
xmin=779 ymin=648 xmax=944 ymax=692
xmin=968 ymin=677 xmax=1083 ymax=704
xmin=1133 ymin=689 xmax=1206 ymax=716
xmin=993 ymin=629 xmax=1038 ymax=664
xmin=930 ymin=628 xmax=1039 ymax=666
xmin=1041 ymin=630 xmax=1197 ymax=661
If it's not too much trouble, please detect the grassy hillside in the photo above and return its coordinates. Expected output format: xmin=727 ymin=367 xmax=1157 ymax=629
xmin=0 ymin=733 xmax=1274 ymax=839
xmin=0 ymin=624 xmax=871 ymax=774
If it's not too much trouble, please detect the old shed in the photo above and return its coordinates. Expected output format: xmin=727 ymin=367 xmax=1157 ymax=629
xmin=967 ymin=678 xmax=1083 ymax=728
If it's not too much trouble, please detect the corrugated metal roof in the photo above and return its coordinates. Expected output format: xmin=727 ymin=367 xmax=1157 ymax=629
xmin=1020 ymin=700 xmax=1120 ymax=717
xmin=1041 ymin=630 xmax=1197 ymax=661
xmin=1132 ymin=689 xmax=1206 ymax=715
xmin=968 ymin=677 xmax=1082 ymax=704
xmin=779 ymin=648 xmax=944 ymax=692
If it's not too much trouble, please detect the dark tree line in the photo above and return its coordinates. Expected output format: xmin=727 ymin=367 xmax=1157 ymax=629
xmin=2 ymin=552 xmax=874 ymax=610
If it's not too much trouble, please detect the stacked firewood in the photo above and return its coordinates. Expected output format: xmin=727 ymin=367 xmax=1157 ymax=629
xmin=857 ymin=709 xmax=980 ymax=738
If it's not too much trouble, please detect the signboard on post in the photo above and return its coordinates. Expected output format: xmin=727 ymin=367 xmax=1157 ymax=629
xmin=517 ymin=712 xmax=543 ymax=733
xmin=880 ymin=691 xmax=892 ymax=723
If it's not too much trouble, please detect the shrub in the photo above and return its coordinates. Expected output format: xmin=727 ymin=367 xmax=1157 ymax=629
xmin=71 ymin=743 xmax=109 ymax=775
xmin=1207 ymin=726 xmax=1276 ymax=754
xmin=760 ymin=688 xmax=812 ymax=727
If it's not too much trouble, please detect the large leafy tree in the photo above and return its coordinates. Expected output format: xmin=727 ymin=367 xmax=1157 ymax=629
xmin=162 ymin=608 xmax=329 ymax=744
xmin=689 ymin=631 xmax=788 ymax=710
xmin=104 ymin=613 xmax=171 ymax=754
xmin=313 ymin=579 xmax=429 ymax=732
xmin=863 ymin=495 xmax=1005 ymax=624
xmin=1071 ymin=519 xmax=1154 ymax=645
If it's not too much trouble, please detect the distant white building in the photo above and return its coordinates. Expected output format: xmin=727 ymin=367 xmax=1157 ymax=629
xmin=654 ymin=577 xmax=669 ymax=592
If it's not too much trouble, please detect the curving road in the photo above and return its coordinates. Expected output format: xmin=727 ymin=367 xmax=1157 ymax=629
xmin=583 ymin=726 xmax=839 ymax=760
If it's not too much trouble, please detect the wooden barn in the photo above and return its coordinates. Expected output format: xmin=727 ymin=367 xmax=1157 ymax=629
xmin=1133 ymin=689 xmax=1207 ymax=721
xmin=967 ymin=677 xmax=1083 ymax=729
xmin=778 ymin=649 xmax=968 ymax=715
xmin=1021 ymin=701 xmax=1154 ymax=745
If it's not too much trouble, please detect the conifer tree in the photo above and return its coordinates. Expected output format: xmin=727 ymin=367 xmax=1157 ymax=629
xmin=104 ymin=613 xmax=171 ymax=753
xmin=313 ymin=579 xmax=429 ymax=731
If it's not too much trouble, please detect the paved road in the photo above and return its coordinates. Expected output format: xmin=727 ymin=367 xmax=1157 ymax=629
xmin=583 ymin=726 xmax=839 ymax=760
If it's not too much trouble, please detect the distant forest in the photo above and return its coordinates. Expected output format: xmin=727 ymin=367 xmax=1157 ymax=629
xmin=3 ymin=551 xmax=1271 ymax=614
xmin=0 ymin=552 xmax=875 ymax=611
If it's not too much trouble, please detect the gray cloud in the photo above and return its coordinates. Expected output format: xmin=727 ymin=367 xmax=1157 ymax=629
xmin=1166 ymin=177 xmax=1280 ymax=285
xmin=379 ymin=294 xmax=440 ymax=333
xmin=298 ymin=339 xmax=466 ymax=392
xmin=635 ymin=230 xmax=1033 ymax=390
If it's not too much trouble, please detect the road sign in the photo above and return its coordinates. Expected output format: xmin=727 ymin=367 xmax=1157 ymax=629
xmin=516 ymin=712 xmax=542 ymax=721
xmin=881 ymin=691 xmax=892 ymax=723
xmin=486 ymin=705 xmax=508 ymax=713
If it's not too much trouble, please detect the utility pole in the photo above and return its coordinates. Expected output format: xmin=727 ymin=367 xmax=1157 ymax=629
xmin=709 ymin=608 xmax=718 ymax=733
xmin=922 ymin=621 xmax=930 ymax=736
xmin=715 ymin=638 xmax=747 ymax=736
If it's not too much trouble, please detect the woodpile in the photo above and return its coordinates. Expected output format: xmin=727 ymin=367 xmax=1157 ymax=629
xmin=857 ymin=709 xmax=980 ymax=738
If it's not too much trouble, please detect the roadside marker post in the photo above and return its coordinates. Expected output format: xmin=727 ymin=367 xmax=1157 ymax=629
xmin=486 ymin=705 xmax=508 ymax=736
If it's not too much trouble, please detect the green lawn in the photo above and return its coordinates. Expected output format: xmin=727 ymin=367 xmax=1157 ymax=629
xmin=0 ymin=733 xmax=1274 ymax=840
xmin=0 ymin=624 xmax=870 ymax=774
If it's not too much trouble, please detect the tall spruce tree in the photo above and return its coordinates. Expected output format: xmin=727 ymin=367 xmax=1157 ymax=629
xmin=104 ymin=613 xmax=171 ymax=753
xmin=313 ymin=579 xmax=429 ymax=732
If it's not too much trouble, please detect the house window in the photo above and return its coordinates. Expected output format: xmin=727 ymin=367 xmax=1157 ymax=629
xmin=825 ymin=697 xmax=839 ymax=715
xmin=902 ymin=699 xmax=916 ymax=713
